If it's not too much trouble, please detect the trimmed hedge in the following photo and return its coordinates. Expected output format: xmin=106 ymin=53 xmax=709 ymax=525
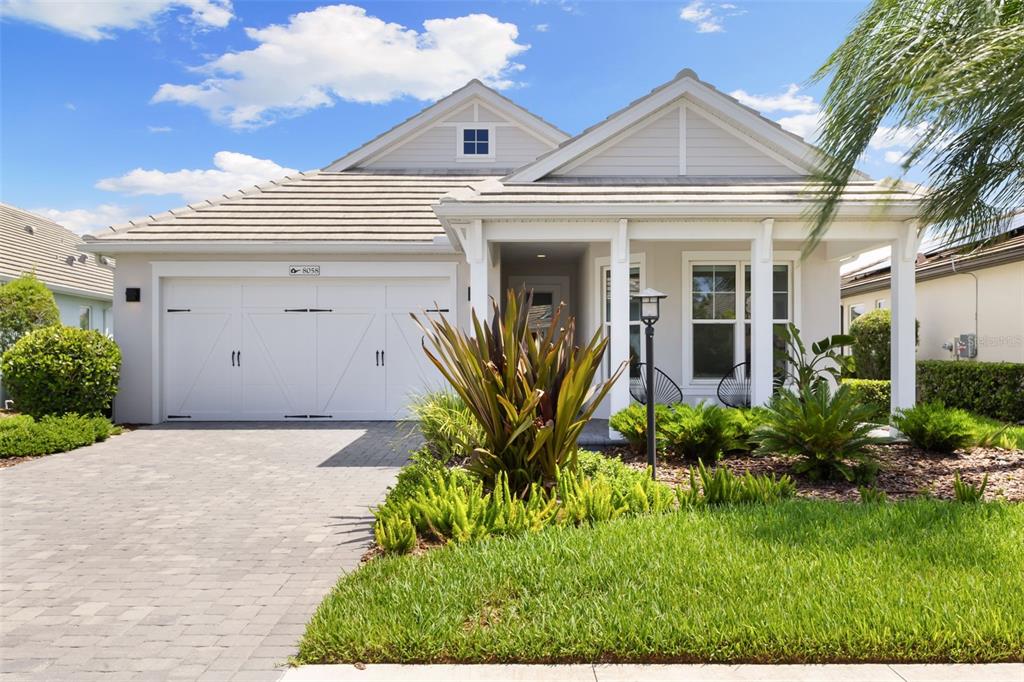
xmin=0 ymin=413 xmax=116 ymax=458
xmin=0 ymin=326 xmax=121 ymax=418
xmin=842 ymin=379 xmax=891 ymax=420
xmin=0 ymin=274 xmax=59 ymax=354
xmin=918 ymin=361 xmax=1024 ymax=422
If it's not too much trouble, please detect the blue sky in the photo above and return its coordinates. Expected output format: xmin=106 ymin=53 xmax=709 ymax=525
xmin=0 ymin=0 xmax=923 ymax=233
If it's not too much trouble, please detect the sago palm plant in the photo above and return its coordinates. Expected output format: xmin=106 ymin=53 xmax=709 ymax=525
xmin=414 ymin=289 xmax=623 ymax=496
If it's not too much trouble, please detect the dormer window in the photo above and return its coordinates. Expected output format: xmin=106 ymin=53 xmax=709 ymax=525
xmin=457 ymin=125 xmax=495 ymax=160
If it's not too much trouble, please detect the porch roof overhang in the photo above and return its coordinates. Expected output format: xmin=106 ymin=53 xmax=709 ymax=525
xmin=434 ymin=177 xmax=925 ymax=255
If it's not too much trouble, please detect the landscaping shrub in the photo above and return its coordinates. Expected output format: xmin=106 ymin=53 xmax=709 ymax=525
xmin=608 ymin=403 xmax=668 ymax=453
xmin=0 ymin=274 xmax=59 ymax=355
xmin=778 ymin=322 xmax=854 ymax=392
xmin=848 ymin=309 xmax=919 ymax=380
xmin=917 ymin=360 xmax=1024 ymax=422
xmin=971 ymin=416 xmax=1024 ymax=451
xmin=858 ymin=486 xmax=888 ymax=504
xmin=685 ymin=460 xmax=795 ymax=505
xmin=952 ymin=472 xmax=988 ymax=503
xmin=755 ymin=382 xmax=886 ymax=483
xmin=415 ymin=289 xmax=620 ymax=495
xmin=0 ymin=413 xmax=115 ymax=458
xmin=842 ymin=379 xmax=891 ymax=419
xmin=408 ymin=391 xmax=485 ymax=464
xmin=893 ymin=402 xmax=975 ymax=454
xmin=659 ymin=402 xmax=744 ymax=463
xmin=372 ymin=450 xmax=800 ymax=554
xmin=1 ymin=326 xmax=120 ymax=418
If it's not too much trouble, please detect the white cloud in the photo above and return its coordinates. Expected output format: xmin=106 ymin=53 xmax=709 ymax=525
xmin=147 ymin=125 xmax=173 ymax=133
xmin=680 ymin=1 xmax=744 ymax=33
xmin=869 ymin=122 xmax=929 ymax=151
xmin=0 ymin=0 xmax=233 ymax=41
xmin=96 ymin=151 xmax=298 ymax=203
xmin=729 ymin=84 xmax=818 ymax=114
xmin=152 ymin=4 xmax=529 ymax=129
xmin=535 ymin=23 xmax=549 ymax=32
xmin=64 ymin=102 xmax=76 ymax=111
xmin=775 ymin=111 xmax=823 ymax=141
xmin=31 ymin=204 xmax=137 ymax=234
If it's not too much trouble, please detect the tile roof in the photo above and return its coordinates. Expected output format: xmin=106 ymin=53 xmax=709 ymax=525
xmin=85 ymin=172 xmax=499 ymax=244
xmin=1 ymin=203 xmax=114 ymax=299
xmin=842 ymin=226 xmax=1024 ymax=295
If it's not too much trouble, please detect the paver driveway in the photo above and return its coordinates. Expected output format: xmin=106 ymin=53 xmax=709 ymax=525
xmin=0 ymin=423 xmax=412 ymax=681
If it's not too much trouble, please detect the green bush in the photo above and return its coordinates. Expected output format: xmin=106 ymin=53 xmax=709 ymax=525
xmin=917 ymin=360 xmax=1024 ymax=422
xmin=0 ymin=274 xmax=59 ymax=355
xmin=415 ymin=289 xmax=620 ymax=495
xmin=659 ymin=402 xmax=744 ymax=463
xmin=0 ymin=413 xmax=115 ymax=458
xmin=952 ymin=472 xmax=988 ymax=503
xmin=755 ymin=383 xmax=886 ymax=483
xmin=372 ymin=450 xmax=800 ymax=555
xmin=842 ymin=379 xmax=891 ymax=419
xmin=848 ymin=309 xmax=918 ymax=380
xmin=608 ymin=403 xmax=668 ymax=453
xmin=0 ymin=326 xmax=121 ymax=418
xmin=685 ymin=460 xmax=795 ymax=506
xmin=893 ymin=402 xmax=975 ymax=454
xmin=408 ymin=391 xmax=485 ymax=464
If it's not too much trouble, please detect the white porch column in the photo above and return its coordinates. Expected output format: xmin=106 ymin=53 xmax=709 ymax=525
xmin=750 ymin=218 xmax=774 ymax=405
xmin=466 ymin=219 xmax=490 ymax=322
xmin=891 ymin=220 xmax=919 ymax=413
xmin=609 ymin=218 xmax=631 ymax=420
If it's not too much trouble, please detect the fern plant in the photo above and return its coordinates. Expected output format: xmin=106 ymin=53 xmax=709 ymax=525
xmin=691 ymin=460 xmax=795 ymax=505
xmin=609 ymin=403 xmax=668 ymax=454
xmin=659 ymin=402 xmax=744 ymax=463
xmin=407 ymin=391 xmax=485 ymax=463
xmin=858 ymin=486 xmax=888 ymax=504
xmin=415 ymin=288 xmax=623 ymax=496
xmin=374 ymin=513 xmax=417 ymax=554
xmin=893 ymin=402 xmax=976 ymax=454
xmin=755 ymin=382 xmax=886 ymax=482
xmin=953 ymin=472 xmax=989 ymax=503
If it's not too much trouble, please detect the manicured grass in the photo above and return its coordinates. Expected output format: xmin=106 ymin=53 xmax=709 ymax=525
xmin=0 ymin=413 xmax=117 ymax=458
xmin=298 ymin=500 xmax=1024 ymax=664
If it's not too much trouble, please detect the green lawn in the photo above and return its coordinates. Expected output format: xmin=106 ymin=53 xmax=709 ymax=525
xmin=298 ymin=500 xmax=1024 ymax=664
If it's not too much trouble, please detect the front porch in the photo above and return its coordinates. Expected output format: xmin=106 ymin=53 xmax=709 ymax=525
xmin=456 ymin=218 xmax=919 ymax=420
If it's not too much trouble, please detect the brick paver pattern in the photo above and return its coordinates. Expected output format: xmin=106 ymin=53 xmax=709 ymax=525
xmin=0 ymin=423 xmax=412 ymax=681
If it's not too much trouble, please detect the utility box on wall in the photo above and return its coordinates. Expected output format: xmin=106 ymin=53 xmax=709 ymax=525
xmin=956 ymin=333 xmax=978 ymax=359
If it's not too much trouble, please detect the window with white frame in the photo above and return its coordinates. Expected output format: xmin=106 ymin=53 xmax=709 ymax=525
xmin=689 ymin=261 xmax=792 ymax=380
xmin=458 ymin=126 xmax=494 ymax=159
xmin=875 ymin=298 xmax=887 ymax=309
xmin=78 ymin=305 xmax=91 ymax=330
xmin=601 ymin=264 xmax=642 ymax=377
xmin=849 ymin=303 xmax=865 ymax=325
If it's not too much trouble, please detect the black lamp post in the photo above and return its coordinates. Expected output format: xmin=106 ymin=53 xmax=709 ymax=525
xmin=634 ymin=288 xmax=667 ymax=479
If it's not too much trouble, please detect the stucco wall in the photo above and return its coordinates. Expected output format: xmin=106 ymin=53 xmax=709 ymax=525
xmin=55 ymin=293 xmax=112 ymax=334
xmin=842 ymin=260 xmax=1024 ymax=363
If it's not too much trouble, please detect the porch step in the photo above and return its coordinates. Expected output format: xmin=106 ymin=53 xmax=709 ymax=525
xmin=579 ymin=419 xmax=626 ymax=447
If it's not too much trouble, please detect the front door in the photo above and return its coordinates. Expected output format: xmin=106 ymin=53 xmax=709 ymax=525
xmin=507 ymin=275 xmax=570 ymax=333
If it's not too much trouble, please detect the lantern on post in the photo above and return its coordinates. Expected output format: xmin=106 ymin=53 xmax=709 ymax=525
xmin=633 ymin=288 xmax=667 ymax=478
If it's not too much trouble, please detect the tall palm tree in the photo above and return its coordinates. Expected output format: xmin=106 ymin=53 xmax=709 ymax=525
xmin=809 ymin=0 xmax=1024 ymax=248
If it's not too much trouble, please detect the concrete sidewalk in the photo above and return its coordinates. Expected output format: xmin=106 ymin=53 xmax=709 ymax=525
xmin=282 ymin=663 xmax=1024 ymax=682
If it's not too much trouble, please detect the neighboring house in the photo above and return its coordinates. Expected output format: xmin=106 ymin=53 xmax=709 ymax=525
xmin=842 ymin=214 xmax=1024 ymax=363
xmin=82 ymin=70 xmax=924 ymax=425
xmin=1 ymin=203 xmax=114 ymax=334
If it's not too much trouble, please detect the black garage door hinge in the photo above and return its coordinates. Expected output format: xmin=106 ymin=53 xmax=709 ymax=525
xmin=284 ymin=414 xmax=334 ymax=419
xmin=166 ymin=308 xmax=191 ymax=313
xmin=167 ymin=415 xmax=191 ymax=419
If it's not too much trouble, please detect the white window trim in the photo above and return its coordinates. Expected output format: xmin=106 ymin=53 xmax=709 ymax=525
xmin=681 ymin=250 xmax=801 ymax=390
xmin=456 ymin=124 xmax=496 ymax=161
xmin=594 ymin=252 xmax=646 ymax=380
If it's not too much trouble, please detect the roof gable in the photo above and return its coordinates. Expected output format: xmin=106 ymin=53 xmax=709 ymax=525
xmin=507 ymin=69 xmax=829 ymax=183
xmin=324 ymin=81 xmax=568 ymax=172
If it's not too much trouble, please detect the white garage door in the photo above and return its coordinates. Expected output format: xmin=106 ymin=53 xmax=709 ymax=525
xmin=161 ymin=277 xmax=452 ymax=421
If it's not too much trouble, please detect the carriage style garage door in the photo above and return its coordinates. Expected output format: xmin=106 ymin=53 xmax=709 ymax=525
xmin=161 ymin=277 xmax=452 ymax=421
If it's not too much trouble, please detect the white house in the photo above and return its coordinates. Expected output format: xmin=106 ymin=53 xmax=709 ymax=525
xmin=82 ymin=70 xmax=924 ymax=425
xmin=842 ymin=214 xmax=1024 ymax=363
xmin=1 ymin=203 xmax=114 ymax=334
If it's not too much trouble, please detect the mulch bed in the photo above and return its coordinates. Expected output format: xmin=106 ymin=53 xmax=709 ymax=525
xmin=607 ymin=444 xmax=1024 ymax=502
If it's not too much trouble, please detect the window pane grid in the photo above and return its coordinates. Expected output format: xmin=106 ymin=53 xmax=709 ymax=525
xmin=461 ymin=128 xmax=490 ymax=155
